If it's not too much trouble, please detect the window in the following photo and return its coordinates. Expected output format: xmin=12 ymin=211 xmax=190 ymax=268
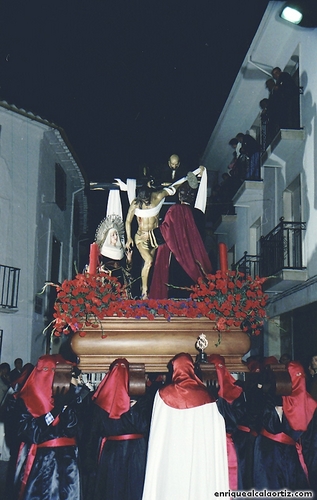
xmin=283 ymin=176 xmax=301 ymax=222
xmin=73 ymin=198 xmax=81 ymax=237
xmin=283 ymin=176 xmax=304 ymax=268
xmin=55 ymin=163 xmax=67 ymax=211
xmin=250 ymin=217 xmax=262 ymax=255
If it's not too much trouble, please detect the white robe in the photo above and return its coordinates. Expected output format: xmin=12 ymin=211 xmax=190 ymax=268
xmin=142 ymin=392 xmax=229 ymax=500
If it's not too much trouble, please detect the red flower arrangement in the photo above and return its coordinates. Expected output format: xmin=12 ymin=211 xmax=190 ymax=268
xmin=49 ymin=270 xmax=268 ymax=338
xmin=190 ymin=270 xmax=268 ymax=335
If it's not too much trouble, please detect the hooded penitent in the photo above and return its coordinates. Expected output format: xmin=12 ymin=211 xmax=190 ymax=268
xmin=208 ymin=354 xmax=243 ymax=403
xmin=282 ymin=361 xmax=317 ymax=431
xmin=92 ymin=358 xmax=130 ymax=418
xmin=16 ymin=354 xmax=73 ymax=418
xmin=159 ymin=352 xmax=214 ymax=409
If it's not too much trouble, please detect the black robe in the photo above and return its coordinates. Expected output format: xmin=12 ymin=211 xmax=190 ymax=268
xmin=234 ymin=382 xmax=266 ymax=490
xmin=216 ymin=393 xmax=247 ymax=490
xmin=253 ymin=393 xmax=309 ymax=493
xmin=13 ymin=387 xmax=87 ymax=500
xmin=86 ymin=396 xmax=151 ymax=500
xmin=302 ymin=409 xmax=317 ymax=496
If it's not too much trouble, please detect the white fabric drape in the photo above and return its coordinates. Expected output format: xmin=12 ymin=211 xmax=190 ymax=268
xmin=142 ymin=392 xmax=229 ymax=500
xmin=106 ymin=178 xmax=137 ymax=217
xmin=194 ymin=167 xmax=208 ymax=213
xmin=106 ymin=189 xmax=123 ymax=219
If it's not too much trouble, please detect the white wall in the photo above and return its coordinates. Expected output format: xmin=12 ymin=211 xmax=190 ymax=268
xmin=0 ymin=106 xmax=86 ymax=367
xmin=203 ymin=2 xmax=317 ymax=355
xmin=0 ymin=110 xmax=42 ymax=365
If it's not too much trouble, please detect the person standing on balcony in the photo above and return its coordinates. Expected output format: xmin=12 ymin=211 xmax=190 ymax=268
xmin=228 ymin=137 xmax=247 ymax=182
xmin=272 ymin=67 xmax=300 ymax=129
xmin=260 ymin=98 xmax=269 ymax=151
xmin=228 ymin=137 xmax=241 ymax=175
xmin=265 ymin=78 xmax=281 ymax=141
xmin=235 ymin=133 xmax=261 ymax=180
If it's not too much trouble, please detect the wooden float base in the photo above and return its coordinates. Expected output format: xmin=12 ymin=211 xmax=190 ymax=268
xmin=71 ymin=317 xmax=251 ymax=373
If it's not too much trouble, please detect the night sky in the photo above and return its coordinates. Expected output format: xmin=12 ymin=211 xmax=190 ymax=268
xmin=0 ymin=0 xmax=270 ymax=234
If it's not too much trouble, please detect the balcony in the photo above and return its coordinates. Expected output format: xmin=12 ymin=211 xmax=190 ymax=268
xmin=232 ymin=252 xmax=261 ymax=280
xmin=210 ymin=127 xmax=303 ymax=226
xmin=261 ymin=128 xmax=305 ymax=169
xmin=232 ymin=218 xmax=307 ymax=293
xmin=0 ymin=264 xmax=20 ymax=310
xmin=260 ymin=218 xmax=307 ymax=292
xmin=207 ymin=183 xmax=237 ymax=234
xmin=213 ymin=214 xmax=237 ymax=236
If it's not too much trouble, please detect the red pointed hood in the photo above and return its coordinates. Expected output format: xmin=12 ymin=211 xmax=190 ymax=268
xmin=17 ymin=355 xmax=72 ymax=417
xmin=282 ymin=361 xmax=317 ymax=431
xmin=160 ymin=353 xmax=214 ymax=409
xmin=208 ymin=354 xmax=242 ymax=403
xmin=92 ymin=358 xmax=130 ymax=418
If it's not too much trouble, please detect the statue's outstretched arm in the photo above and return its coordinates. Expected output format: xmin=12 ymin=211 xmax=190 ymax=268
xmin=168 ymin=166 xmax=205 ymax=191
xmin=125 ymin=202 xmax=136 ymax=249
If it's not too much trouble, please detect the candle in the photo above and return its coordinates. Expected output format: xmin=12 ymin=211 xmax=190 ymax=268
xmin=89 ymin=242 xmax=100 ymax=274
xmin=218 ymin=242 xmax=228 ymax=273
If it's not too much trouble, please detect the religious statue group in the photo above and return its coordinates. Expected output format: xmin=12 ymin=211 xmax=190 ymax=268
xmin=2 ymin=155 xmax=316 ymax=500
xmin=92 ymin=154 xmax=212 ymax=299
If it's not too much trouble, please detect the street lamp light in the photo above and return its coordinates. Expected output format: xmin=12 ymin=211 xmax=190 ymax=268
xmin=280 ymin=5 xmax=303 ymax=24
xmin=280 ymin=1 xmax=317 ymax=27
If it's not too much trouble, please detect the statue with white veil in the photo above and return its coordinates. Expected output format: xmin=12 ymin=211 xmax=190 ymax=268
xmin=95 ymin=214 xmax=133 ymax=293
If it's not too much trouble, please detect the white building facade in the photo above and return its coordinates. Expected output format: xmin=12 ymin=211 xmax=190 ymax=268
xmin=203 ymin=1 xmax=317 ymax=364
xmin=0 ymin=102 xmax=87 ymax=366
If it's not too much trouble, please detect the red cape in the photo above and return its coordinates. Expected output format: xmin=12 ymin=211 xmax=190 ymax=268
xmin=149 ymin=204 xmax=212 ymax=299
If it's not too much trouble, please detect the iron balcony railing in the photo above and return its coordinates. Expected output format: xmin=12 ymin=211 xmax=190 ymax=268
xmin=232 ymin=219 xmax=306 ymax=280
xmin=232 ymin=252 xmax=261 ymax=280
xmin=0 ymin=264 xmax=20 ymax=309
xmin=259 ymin=218 xmax=306 ymax=277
